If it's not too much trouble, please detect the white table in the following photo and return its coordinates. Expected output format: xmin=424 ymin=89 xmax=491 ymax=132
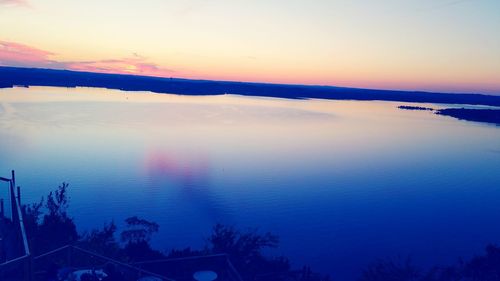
xmin=68 ymin=269 xmax=107 ymax=281
xmin=193 ymin=270 xmax=218 ymax=281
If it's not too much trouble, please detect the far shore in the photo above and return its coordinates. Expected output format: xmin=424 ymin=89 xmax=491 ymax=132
xmin=1 ymin=66 xmax=500 ymax=107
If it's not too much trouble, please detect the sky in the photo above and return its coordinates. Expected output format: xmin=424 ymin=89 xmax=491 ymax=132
xmin=0 ymin=0 xmax=499 ymax=94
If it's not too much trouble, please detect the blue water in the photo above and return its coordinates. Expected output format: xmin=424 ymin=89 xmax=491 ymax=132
xmin=1 ymin=86 xmax=499 ymax=280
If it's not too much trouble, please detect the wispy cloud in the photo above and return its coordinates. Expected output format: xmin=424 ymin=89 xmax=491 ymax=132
xmin=0 ymin=40 xmax=174 ymax=77
xmin=0 ymin=0 xmax=29 ymax=7
xmin=0 ymin=41 xmax=60 ymax=67
xmin=65 ymin=54 xmax=174 ymax=77
xmin=422 ymin=0 xmax=473 ymax=11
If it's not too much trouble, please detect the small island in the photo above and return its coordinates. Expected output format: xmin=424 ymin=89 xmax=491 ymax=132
xmin=398 ymin=105 xmax=435 ymax=111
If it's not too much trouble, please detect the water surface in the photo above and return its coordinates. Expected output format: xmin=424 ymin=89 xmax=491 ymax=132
xmin=1 ymin=86 xmax=499 ymax=280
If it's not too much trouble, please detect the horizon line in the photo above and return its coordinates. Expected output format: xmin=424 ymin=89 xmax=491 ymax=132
xmin=1 ymin=65 xmax=495 ymax=97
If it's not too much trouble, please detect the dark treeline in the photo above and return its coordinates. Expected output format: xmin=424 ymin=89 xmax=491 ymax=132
xmin=2 ymin=66 xmax=500 ymax=106
xmin=436 ymin=108 xmax=500 ymax=126
xmin=360 ymin=247 xmax=500 ymax=281
xmin=20 ymin=183 xmax=500 ymax=281
xmin=21 ymin=183 xmax=328 ymax=281
xmin=398 ymin=105 xmax=434 ymax=111
xmin=397 ymin=105 xmax=500 ymax=126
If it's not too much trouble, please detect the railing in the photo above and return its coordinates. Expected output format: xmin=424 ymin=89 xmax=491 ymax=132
xmin=133 ymin=254 xmax=244 ymax=281
xmin=0 ymin=171 xmax=173 ymax=281
xmin=33 ymin=245 xmax=173 ymax=281
xmin=0 ymin=171 xmax=244 ymax=281
xmin=0 ymin=170 xmax=33 ymax=281
xmin=32 ymin=245 xmax=245 ymax=281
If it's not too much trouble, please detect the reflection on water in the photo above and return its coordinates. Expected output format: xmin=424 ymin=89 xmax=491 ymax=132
xmin=1 ymin=86 xmax=500 ymax=280
xmin=143 ymin=148 xmax=223 ymax=221
xmin=144 ymin=149 xmax=209 ymax=188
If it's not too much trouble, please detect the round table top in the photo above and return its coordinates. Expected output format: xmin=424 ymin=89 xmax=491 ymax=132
xmin=68 ymin=269 xmax=107 ymax=281
xmin=193 ymin=270 xmax=218 ymax=281
xmin=137 ymin=276 xmax=164 ymax=281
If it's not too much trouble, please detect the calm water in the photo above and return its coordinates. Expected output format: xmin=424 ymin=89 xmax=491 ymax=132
xmin=1 ymin=86 xmax=500 ymax=280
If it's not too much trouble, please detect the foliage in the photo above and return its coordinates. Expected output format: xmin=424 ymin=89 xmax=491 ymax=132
xmin=38 ymin=182 xmax=78 ymax=253
xmin=359 ymin=245 xmax=500 ymax=281
xmin=45 ymin=182 xmax=70 ymax=217
xmin=23 ymin=182 xmax=500 ymax=281
xmin=79 ymin=221 xmax=120 ymax=258
xmin=117 ymin=216 xmax=165 ymax=261
xmin=166 ymin=247 xmax=205 ymax=258
xmin=120 ymin=216 xmax=159 ymax=244
xmin=18 ymin=184 xmax=334 ymax=279
xmin=21 ymin=198 xmax=44 ymax=251
xmin=462 ymin=244 xmax=500 ymax=281
xmin=359 ymin=257 xmax=420 ymax=281
xmin=207 ymin=223 xmax=292 ymax=279
xmin=122 ymin=239 xmax=165 ymax=262
xmin=208 ymin=223 xmax=279 ymax=259
xmin=21 ymin=182 xmax=78 ymax=255
xmin=421 ymin=265 xmax=464 ymax=281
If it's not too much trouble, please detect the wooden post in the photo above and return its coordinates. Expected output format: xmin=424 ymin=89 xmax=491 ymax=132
xmin=24 ymin=255 xmax=34 ymax=281
xmin=10 ymin=170 xmax=16 ymax=222
xmin=17 ymin=186 xmax=21 ymax=206
xmin=10 ymin=180 xmax=17 ymax=224
xmin=11 ymin=170 xmax=15 ymax=189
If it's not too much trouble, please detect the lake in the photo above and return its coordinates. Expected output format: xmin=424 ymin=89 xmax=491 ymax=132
xmin=1 ymin=86 xmax=499 ymax=280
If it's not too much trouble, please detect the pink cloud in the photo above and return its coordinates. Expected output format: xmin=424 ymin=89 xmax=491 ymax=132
xmin=66 ymin=54 xmax=174 ymax=77
xmin=0 ymin=40 xmax=174 ymax=77
xmin=0 ymin=41 xmax=56 ymax=67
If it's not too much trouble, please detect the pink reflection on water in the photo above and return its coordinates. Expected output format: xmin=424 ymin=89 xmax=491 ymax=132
xmin=143 ymin=148 xmax=209 ymax=188
xmin=143 ymin=148 xmax=226 ymax=221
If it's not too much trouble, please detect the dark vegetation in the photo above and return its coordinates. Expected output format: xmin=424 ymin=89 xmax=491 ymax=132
xmin=398 ymin=105 xmax=434 ymax=111
xmin=2 ymin=66 xmax=500 ymax=106
xmin=20 ymin=183 xmax=500 ymax=281
xmin=21 ymin=183 xmax=329 ymax=281
xmin=360 ymin=246 xmax=500 ymax=281
xmin=436 ymin=108 xmax=500 ymax=126
xmin=397 ymin=105 xmax=500 ymax=126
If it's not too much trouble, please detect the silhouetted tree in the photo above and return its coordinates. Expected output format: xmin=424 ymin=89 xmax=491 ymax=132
xmin=120 ymin=216 xmax=164 ymax=261
xmin=208 ymin=223 xmax=279 ymax=259
xmin=421 ymin=265 xmax=464 ymax=281
xmin=37 ymin=183 xmax=78 ymax=253
xmin=80 ymin=221 xmax=120 ymax=258
xmin=21 ymin=198 xmax=43 ymax=253
xmin=359 ymin=257 xmax=420 ymax=281
xmin=121 ymin=216 xmax=159 ymax=244
xmin=166 ymin=247 xmax=205 ymax=258
xmin=207 ymin=224 xmax=290 ymax=279
xmin=463 ymin=244 xmax=500 ymax=281
xmin=19 ymin=183 xmax=332 ymax=279
xmin=21 ymin=183 xmax=78 ymax=254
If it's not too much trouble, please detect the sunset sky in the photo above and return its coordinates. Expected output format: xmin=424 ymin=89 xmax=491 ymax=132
xmin=1 ymin=0 xmax=499 ymax=94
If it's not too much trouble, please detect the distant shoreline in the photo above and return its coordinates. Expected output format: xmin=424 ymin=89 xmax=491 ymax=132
xmin=398 ymin=105 xmax=434 ymax=111
xmin=1 ymin=66 xmax=500 ymax=107
xmin=435 ymin=108 xmax=500 ymax=126
xmin=397 ymin=104 xmax=500 ymax=126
